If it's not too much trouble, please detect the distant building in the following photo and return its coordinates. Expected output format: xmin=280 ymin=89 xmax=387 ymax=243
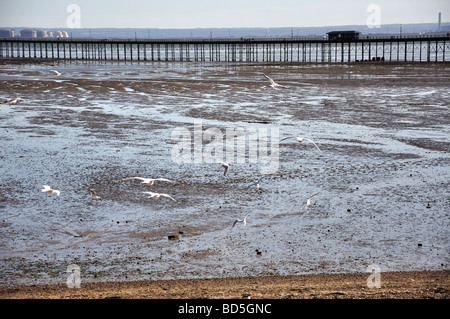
xmin=0 ymin=28 xmax=14 ymax=37
xmin=53 ymin=30 xmax=69 ymax=38
xmin=20 ymin=29 xmax=37 ymax=38
xmin=36 ymin=30 xmax=48 ymax=38
xmin=327 ymin=31 xmax=360 ymax=41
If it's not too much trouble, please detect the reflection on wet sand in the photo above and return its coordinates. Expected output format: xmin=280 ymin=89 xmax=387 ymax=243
xmin=0 ymin=60 xmax=449 ymax=286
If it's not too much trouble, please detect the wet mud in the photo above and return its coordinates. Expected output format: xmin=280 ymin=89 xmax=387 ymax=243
xmin=0 ymin=59 xmax=449 ymax=286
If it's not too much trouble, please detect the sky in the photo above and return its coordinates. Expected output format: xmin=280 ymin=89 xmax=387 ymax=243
xmin=1 ymin=0 xmax=449 ymax=29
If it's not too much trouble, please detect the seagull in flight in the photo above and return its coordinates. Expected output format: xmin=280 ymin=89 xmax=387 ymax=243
xmin=220 ymin=162 xmax=230 ymax=176
xmin=263 ymin=73 xmax=286 ymax=88
xmin=51 ymin=70 xmax=62 ymax=76
xmin=280 ymin=136 xmax=322 ymax=153
xmin=302 ymin=193 xmax=319 ymax=210
xmin=143 ymin=191 xmax=176 ymax=202
xmin=40 ymin=185 xmax=60 ymax=196
xmin=2 ymin=98 xmax=22 ymax=105
xmin=121 ymin=177 xmax=174 ymax=186
xmin=89 ymin=189 xmax=103 ymax=201
xmin=231 ymin=214 xmax=249 ymax=230
xmin=246 ymin=176 xmax=266 ymax=190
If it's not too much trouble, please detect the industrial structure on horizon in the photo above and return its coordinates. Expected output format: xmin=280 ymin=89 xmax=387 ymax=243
xmin=0 ymin=28 xmax=69 ymax=38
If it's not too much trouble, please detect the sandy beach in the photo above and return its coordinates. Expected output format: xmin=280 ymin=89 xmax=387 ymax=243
xmin=1 ymin=270 xmax=449 ymax=299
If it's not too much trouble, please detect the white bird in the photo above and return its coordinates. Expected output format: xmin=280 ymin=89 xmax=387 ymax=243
xmin=51 ymin=70 xmax=62 ymax=76
xmin=220 ymin=162 xmax=230 ymax=176
xmin=143 ymin=191 xmax=176 ymax=202
xmin=89 ymin=189 xmax=103 ymax=201
xmin=2 ymin=98 xmax=22 ymax=105
xmin=302 ymin=193 xmax=319 ymax=210
xmin=41 ymin=185 xmax=60 ymax=196
xmin=280 ymin=136 xmax=322 ymax=153
xmin=246 ymin=176 xmax=266 ymax=190
xmin=231 ymin=214 xmax=249 ymax=230
xmin=121 ymin=177 xmax=174 ymax=186
xmin=263 ymin=73 xmax=286 ymax=88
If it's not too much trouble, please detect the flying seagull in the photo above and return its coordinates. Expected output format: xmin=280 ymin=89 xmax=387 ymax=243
xmin=220 ymin=162 xmax=230 ymax=176
xmin=263 ymin=73 xmax=286 ymax=88
xmin=143 ymin=191 xmax=176 ymax=202
xmin=51 ymin=70 xmax=62 ymax=76
xmin=246 ymin=176 xmax=266 ymax=190
xmin=231 ymin=214 xmax=249 ymax=230
xmin=302 ymin=193 xmax=319 ymax=210
xmin=40 ymin=185 xmax=60 ymax=196
xmin=89 ymin=189 xmax=103 ymax=201
xmin=280 ymin=136 xmax=322 ymax=153
xmin=2 ymin=98 xmax=22 ymax=105
xmin=121 ymin=177 xmax=174 ymax=186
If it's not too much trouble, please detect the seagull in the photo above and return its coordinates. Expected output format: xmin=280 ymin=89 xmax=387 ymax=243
xmin=231 ymin=214 xmax=249 ymax=230
xmin=143 ymin=191 xmax=176 ymax=202
xmin=51 ymin=70 xmax=62 ymax=76
xmin=220 ymin=162 xmax=230 ymax=176
xmin=302 ymin=193 xmax=319 ymax=210
xmin=246 ymin=176 xmax=266 ymax=190
xmin=263 ymin=73 xmax=286 ymax=88
xmin=121 ymin=177 xmax=174 ymax=186
xmin=41 ymin=185 xmax=60 ymax=196
xmin=89 ymin=189 xmax=103 ymax=201
xmin=2 ymin=98 xmax=22 ymax=105
xmin=280 ymin=136 xmax=322 ymax=153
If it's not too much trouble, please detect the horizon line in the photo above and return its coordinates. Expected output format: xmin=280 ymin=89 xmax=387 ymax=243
xmin=1 ymin=21 xmax=448 ymax=31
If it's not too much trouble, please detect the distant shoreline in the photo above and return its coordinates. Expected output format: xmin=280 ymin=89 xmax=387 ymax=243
xmin=2 ymin=22 xmax=448 ymax=39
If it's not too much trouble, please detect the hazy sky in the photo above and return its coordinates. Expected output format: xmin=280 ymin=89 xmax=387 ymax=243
xmin=1 ymin=0 xmax=449 ymax=29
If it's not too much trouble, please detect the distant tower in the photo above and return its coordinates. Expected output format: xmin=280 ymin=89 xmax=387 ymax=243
xmin=438 ymin=12 xmax=441 ymax=31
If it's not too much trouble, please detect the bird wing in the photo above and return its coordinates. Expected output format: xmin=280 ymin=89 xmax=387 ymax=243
xmin=280 ymin=136 xmax=296 ymax=142
xmin=304 ymin=139 xmax=322 ymax=152
xmin=120 ymin=177 xmax=141 ymax=182
xmin=41 ymin=185 xmax=51 ymax=191
xmin=160 ymin=193 xmax=176 ymax=201
xmin=308 ymin=193 xmax=320 ymax=200
xmin=89 ymin=189 xmax=102 ymax=199
xmin=263 ymin=74 xmax=276 ymax=85
xmin=154 ymin=178 xmax=174 ymax=182
xmin=246 ymin=182 xmax=257 ymax=189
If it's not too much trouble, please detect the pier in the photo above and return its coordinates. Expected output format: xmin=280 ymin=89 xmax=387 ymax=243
xmin=0 ymin=34 xmax=449 ymax=63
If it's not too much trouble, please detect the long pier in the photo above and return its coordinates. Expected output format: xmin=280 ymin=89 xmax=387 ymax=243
xmin=1 ymin=35 xmax=449 ymax=63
